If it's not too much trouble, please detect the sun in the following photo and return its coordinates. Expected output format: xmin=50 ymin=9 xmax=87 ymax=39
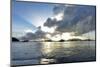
xmin=61 ymin=32 xmax=72 ymax=40
xmin=45 ymin=34 xmax=61 ymax=41
xmin=51 ymin=34 xmax=61 ymax=41
xmin=46 ymin=34 xmax=52 ymax=39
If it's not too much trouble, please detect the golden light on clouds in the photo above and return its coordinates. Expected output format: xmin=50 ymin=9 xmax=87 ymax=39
xmin=51 ymin=34 xmax=61 ymax=41
xmin=46 ymin=34 xmax=51 ymax=39
xmin=45 ymin=32 xmax=87 ymax=41
xmin=45 ymin=34 xmax=61 ymax=41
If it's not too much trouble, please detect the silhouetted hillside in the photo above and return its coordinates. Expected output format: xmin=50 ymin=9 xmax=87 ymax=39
xmin=59 ymin=39 xmax=65 ymax=42
xmin=67 ymin=38 xmax=95 ymax=41
xmin=44 ymin=39 xmax=53 ymax=42
xmin=22 ymin=40 xmax=29 ymax=42
xmin=67 ymin=38 xmax=82 ymax=41
xmin=83 ymin=39 xmax=95 ymax=41
xmin=12 ymin=37 xmax=19 ymax=42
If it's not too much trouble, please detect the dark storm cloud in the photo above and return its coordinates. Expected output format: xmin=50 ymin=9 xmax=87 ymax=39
xmin=44 ymin=5 xmax=96 ymax=35
xmin=53 ymin=5 xmax=67 ymax=15
xmin=73 ymin=16 xmax=96 ymax=35
xmin=44 ymin=18 xmax=57 ymax=27
xmin=20 ymin=32 xmax=36 ymax=40
xmin=20 ymin=27 xmax=46 ymax=40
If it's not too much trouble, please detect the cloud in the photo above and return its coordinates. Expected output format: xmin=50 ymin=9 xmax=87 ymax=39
xmin=73 ymin=16 xmax=96 ymax=35
xmin=44 ymin=5 xmax=96 ymax=35
xmin=19 ymin=5 xmax=96 ymax=41
xmin=53 ymin=4 xmax=74 ymax=15
xmin=43 ymin=5 xmax=68 ymax=28
xmin=53 ymin=5 xmax=65 ymax=15
xmin=20 ymin=26 xmax=46 ymax=40
xmin=44 ymin=18 xmax=57 ymax=27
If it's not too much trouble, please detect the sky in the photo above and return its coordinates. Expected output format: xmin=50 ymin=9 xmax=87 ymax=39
xmin=12 ymin=0 xmax=55 ymax=37
xmin=12 ymin=0 xmax=96 ymax=41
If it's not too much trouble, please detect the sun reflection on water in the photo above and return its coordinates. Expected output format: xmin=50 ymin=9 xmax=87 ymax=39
xmin=41 ymin=42 xmax=76 ymax=55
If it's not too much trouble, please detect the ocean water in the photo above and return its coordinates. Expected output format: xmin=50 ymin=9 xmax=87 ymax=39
xmin=11 ymin=41 xmax=96 ymax=66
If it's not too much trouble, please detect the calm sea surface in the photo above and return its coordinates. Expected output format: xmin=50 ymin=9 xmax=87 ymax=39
xmin=11 ymin=41 xmax=96 ymax=66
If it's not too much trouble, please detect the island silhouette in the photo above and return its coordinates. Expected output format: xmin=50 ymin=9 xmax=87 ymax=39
xmin=12 ymin=37 xmax=95 ymax=42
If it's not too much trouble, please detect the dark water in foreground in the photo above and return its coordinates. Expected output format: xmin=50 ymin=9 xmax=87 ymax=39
xmin=11 ymin=41 xmax=96 ymax=66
